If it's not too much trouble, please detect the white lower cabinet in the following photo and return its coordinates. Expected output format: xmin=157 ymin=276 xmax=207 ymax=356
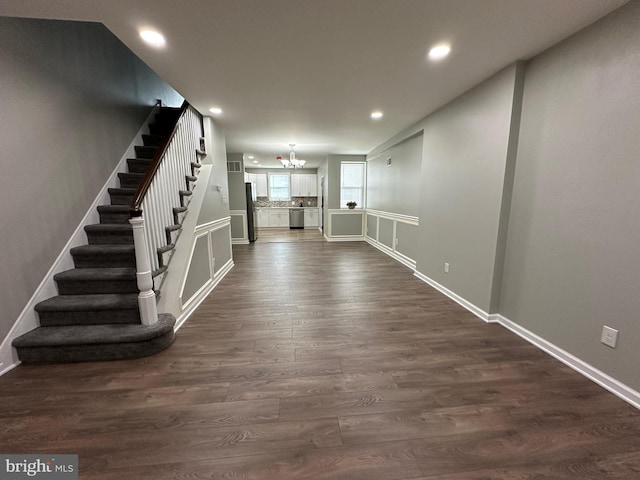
xmin=256 ymin=208 xmax=269 ymax=228
xmin=304 ymin=208 xmax=319 ymax=228
xmin=268 ymin=209 xmax=289 ymax=228
xmin=258 ymin=208 xmax=318 ymax=228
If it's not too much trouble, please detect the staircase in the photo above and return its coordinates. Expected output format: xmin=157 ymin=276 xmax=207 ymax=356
xmin=12 ymin=107 xmax=200 ymax=363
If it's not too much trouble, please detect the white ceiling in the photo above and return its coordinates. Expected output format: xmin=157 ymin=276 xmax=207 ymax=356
xmin=0 ymin=0 xmax=628 ymax=168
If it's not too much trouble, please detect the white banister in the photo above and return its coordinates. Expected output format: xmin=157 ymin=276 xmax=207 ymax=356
xmin=129 ymin=215 xmax=158 ymax=326
xmin=129 ymin=103 xmax=204 ymax=326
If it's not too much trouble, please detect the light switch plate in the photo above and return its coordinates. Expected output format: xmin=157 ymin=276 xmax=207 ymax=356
xmin=601 ymin=325 xmax=618 ymax=348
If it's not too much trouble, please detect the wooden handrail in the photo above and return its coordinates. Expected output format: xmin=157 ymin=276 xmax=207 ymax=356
xmin=129 ymin=100 xmax=191 ymax=217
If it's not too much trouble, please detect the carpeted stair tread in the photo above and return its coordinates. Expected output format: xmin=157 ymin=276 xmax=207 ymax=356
xmin=142 ymin=134 xmax=165 ymax=147
xmin=166 ymin=224 xmax=182 ymax=233
xmin=70 ymin=244 xmax=135 ymax=268
xmin=84 ymin=224 xmax=132 ymax=233
xmin=118 ymin=172 xmax=146 ymax=188
xmin=108 ymin=187 xmax=137 ymax=195
xmin=127 ymin=158 xmax=153 ymax=174
xmin=35 ymin=293 xmax=138 ymax=312
xmin=13 ymin=314 xmax=175 ymax=349
xmin=97 ymin=205 xmax=130 ymax=214
xmin=55 ymin=267 xmax=136 ymax=282
xmin=152 ymin=266 xmax=168 ymax=277
xmin=70 ymin=244 xmax=135 ymax=256
xmin=157 ymin=243 xmax=175 ymax=254
xmin=134 ymin=145 xmax=158 ymax=159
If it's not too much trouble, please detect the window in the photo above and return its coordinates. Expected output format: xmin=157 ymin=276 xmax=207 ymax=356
xmin=340 ymin=162 xmax=365 ymax=208
xmin=268 ymin=173 xmax=291 ymax=201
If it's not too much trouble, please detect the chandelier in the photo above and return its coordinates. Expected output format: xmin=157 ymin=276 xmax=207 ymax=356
xmin=278 ymin=144 xmax=306 ymax=168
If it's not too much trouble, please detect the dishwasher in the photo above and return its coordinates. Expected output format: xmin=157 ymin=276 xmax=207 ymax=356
xmin=289 ymin=208 xmax=304 ymax=229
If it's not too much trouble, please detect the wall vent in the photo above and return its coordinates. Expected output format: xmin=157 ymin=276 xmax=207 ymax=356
xmin=227 ymin=161 xmax=242 ymax=172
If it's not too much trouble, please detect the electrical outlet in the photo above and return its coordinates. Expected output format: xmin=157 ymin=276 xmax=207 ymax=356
xmin=395 ymin=238 xmax=399 ymax=247
xmin=601 ymin=325 xmax=618 ymax=348
xmin=444 ymin=262 xmax=450 ymax=274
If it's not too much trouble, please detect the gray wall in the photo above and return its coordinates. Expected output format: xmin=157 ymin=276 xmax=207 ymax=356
xmin=182 ymin=235 xmax=211 ymax=302
xmin=0 ymin=17 xmax=182 ymax=341
xmin=395 ymin=223 xmax=418 ymax=261
xmin=326 ymin=154 xmax=366 ymax=210
xmin=415 ymin=65 xmax=522 ymax=312
xmin=371 ymin=65 xmax=521 ymax=312
xmin=226 ymin=153 xmax=247 ymax=211
xmin=500 ymin=1 xmax=640 ymax=390
xmin=331 ymin=214 xmax=364 ymax=236
xmin=366 ymin=134 xmax=423 ymax=217
xmin=197 ymin=117 xmax=230 ymax=225
xmin=211 ymin=226 xmax=232 ymax=273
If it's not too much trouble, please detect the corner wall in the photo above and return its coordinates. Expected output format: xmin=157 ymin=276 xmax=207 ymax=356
xmin=500 ymin=1 xmax=640 ymax=391
xmin=0 ymin=17 xmax=183 ymax=345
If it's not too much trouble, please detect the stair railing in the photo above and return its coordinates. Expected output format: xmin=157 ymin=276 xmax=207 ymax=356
xmin=129 ymin=101 xmax=204 ymax=325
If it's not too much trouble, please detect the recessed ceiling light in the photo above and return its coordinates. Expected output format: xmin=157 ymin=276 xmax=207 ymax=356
xmin=139 ymin=29 xmax=166 ymax=48
xmin=209 ymin=107 xmax=223 ymax=115
xmin=428 ymin=43 xmax=451 ymax=61
xmin=252 ymin=160 xmax=258 ymax=164
xmin=248 ymin=155 xmax=254 ymax=159
xmin=371 ymin=111 xmax=383 ymax=119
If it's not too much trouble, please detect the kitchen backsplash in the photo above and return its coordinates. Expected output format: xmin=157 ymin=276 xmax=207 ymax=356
xmin=255 ymin=197 xmax=318 ymax=208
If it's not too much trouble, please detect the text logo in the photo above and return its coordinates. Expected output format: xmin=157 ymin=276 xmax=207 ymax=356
xmin=1 ymin=455 xmax=77 ymax=479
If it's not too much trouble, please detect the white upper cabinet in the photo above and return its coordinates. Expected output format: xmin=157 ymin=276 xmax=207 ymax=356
xmin=256 ymin=173 xmax=268 ymax=197
xmin=291 ymin=174 xmax=317 ymax=197
xmin=245 ymin=173 xmax=268 ymax=197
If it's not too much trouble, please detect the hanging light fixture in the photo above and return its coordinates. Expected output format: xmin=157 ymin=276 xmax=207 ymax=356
xmin=278 ymin=144 xmax=306 ymax=168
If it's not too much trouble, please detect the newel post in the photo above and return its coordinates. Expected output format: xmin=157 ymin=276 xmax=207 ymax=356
xmin=129 ymin=211 xmax=158 ymax=326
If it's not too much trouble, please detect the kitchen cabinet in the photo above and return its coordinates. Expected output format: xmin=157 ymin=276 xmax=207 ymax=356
xmin=304 ymin=208 xmax=319 ymax=228
xmin=291 ymin=174 xmax=317 ymax=197
xmin=245 ymin=173 xmax=268 ymax=197
xmin=268 ymin=209 xmax=289 ymax=228
xmin=256 ymin=208 xmax=269 ymax=228
xmin=255 ymin=174 xmax=267 ymax=197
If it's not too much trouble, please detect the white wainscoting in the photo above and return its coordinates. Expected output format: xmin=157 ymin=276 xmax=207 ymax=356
xmin=365 ymin=209 xmax=418 ymax=270
xmin=325 ymin=209 xmax=365 ymax=242
xmin=229 ymin=210 xmax=248 ymax=244
xmin=176 ymin=217 xmax=233 ymax=330
xmin=414 ymin=269 xmax=640 ymax=410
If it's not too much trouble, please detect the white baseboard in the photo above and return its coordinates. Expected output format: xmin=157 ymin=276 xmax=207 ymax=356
xmin=496 ymin=315 xmax=640 ymax=410
xmin=232 ymin=239 xmax=250 ymax=245
xmin=412 ymin=269 xmax=640 ymax=411
xmin=0 ymin=105 xmax=161 ymax=377
xmin=413 ymin=270 xmax=491 ymax=322
xmin=324 ymin=235 xmax=365 ymax=242
xmin=366 ymin=236 xmax=416 ymax=270
xmin=174 ymin=258 xmax=234 ymax=331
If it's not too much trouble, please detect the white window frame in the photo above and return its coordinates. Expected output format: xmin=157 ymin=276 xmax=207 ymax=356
xmin=268 ymin=172 xmax=291 ymax=201
xmin=340 ymin=161 xmax=366 ymax=209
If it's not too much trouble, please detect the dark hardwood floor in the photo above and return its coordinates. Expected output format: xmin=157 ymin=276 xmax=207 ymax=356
xmin=1 ymin=241 xmax=639 ymax=479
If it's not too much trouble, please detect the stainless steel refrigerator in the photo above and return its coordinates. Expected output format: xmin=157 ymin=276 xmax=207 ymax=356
xmin=245 ymin=182 xmax=258 ymax=242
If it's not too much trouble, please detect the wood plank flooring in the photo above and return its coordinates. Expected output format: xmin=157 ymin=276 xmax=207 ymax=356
xmin=256 ymin=228 xmax=325 ymax=243
xmin=1 ymin=241 xmax=639 ymax=479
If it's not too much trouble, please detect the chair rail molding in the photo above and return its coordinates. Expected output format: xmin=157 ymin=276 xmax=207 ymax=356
xmin=365 ymin=209 xmax=418 ymax=270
